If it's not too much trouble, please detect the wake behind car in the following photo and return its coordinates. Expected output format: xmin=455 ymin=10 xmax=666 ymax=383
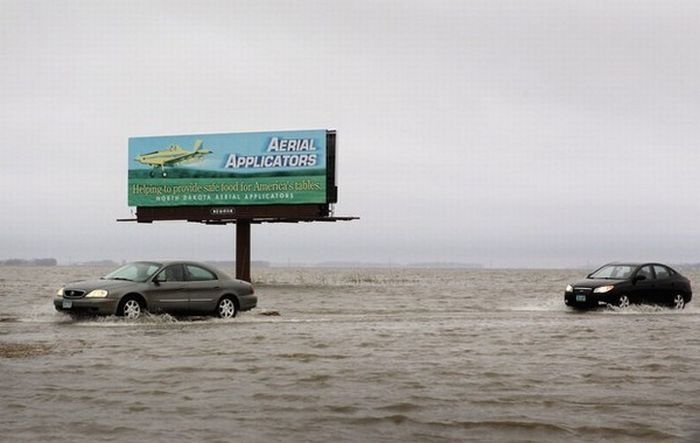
xmin=564 ymin=262 xmax=692 ymax=309
xmin=54 ymin=261 xmax=256 ymax=319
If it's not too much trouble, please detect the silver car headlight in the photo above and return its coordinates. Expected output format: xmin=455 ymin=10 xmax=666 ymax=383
xmin=56 ymin=288 xmax=64 ymax=297
xmin=565 ymin=284 xmax=573 ymax=293
xmin=594 ymin=285 xmax=614 ymax=294
xmin=85 ymin=289 xmax=109 ymax=298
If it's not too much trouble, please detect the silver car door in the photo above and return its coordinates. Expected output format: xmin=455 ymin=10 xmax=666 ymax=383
xmin=184 ymin=264 xmax=221 ymax=312
xmin=144 ymin=265 xmax=188 ymax=312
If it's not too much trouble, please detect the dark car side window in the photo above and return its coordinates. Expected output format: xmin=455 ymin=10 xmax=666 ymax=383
xmin=654 ymin=265 xmax=671 ymax=279
xmin=156 ymin=265 xmax=186 ymax=282
xmin=637 ymin=265 xmax=654 ymax=280
xmin=186 ymin=265 xmax=217 ymax=281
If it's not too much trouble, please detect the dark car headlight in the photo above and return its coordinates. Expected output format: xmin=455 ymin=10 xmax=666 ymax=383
xmin=593 ymin=285 xmax=614 ymax=294
xmin=565 ymin=285 xmax=573 ymax=293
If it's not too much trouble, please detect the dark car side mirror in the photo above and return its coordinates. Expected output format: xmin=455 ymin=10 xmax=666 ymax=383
xmin=634 ymin=275 xmax=646 ymax=282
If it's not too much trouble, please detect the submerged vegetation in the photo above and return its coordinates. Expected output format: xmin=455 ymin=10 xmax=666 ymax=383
xmin=0 ymin=342 xmax=54 ymax=358
xmin=0 ymin=258 xmax=57 ymax=266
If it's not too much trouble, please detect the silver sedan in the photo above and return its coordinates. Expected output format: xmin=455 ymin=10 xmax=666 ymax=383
xmin=54 ymin=261 xmax=256 ymax=319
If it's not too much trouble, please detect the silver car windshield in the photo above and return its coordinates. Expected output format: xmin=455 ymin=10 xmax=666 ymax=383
xmin=103 ymin=262 xmax=161 ymax=282
xmin=590 ymin=265 xmax=634 ymax=280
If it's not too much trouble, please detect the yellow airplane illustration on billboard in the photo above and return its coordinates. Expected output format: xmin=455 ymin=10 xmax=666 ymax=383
xmin=135 ymin=140 xmax=212 ymax=177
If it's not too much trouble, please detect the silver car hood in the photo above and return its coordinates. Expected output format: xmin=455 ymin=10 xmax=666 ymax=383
xmin=63 ymin=279 xmax=141 ymax=291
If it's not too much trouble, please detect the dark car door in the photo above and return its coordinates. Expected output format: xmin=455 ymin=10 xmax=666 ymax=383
xmin=630 ymin=265 xmax=656 ymax=304
xmin=144 ymin=264 xmax=189 ymax=313
xmin=184 ymin=264 xmax=222 ymax=313
xmin=652 ymin=265 xmax=674 ymax=304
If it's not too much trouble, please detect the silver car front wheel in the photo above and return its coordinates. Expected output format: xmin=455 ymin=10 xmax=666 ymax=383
xmin=119 ymin=298 xmax=143 ymax=319
xmin=672 ymin=294 xmax=685 ymax=310
xmin=217 ymin=297 xmax=237 ymax=319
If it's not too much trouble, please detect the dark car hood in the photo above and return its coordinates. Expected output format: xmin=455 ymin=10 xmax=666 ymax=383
xmin=572 ymin=278 xmax=626 ymax=288
xmin=63 ymin=279 xmax=140 ymax=291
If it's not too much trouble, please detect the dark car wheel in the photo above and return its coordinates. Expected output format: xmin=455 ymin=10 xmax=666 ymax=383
xmin=118 ymin=297 xmax=144 ymax=319
xmin=217 ymin=296 xmax=238 ymax=319
xmin=617 ymin=295 xmax=630 ymax=309
xmin=671 ymin=294 xmax=686 ymax=310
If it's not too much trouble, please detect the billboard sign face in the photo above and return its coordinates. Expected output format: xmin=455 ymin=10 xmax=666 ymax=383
xmin=128 ymin=130 xmax=331 ymax=207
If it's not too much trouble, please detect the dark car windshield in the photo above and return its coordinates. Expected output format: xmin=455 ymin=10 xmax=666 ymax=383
xmin=103 ymin=262 xmax=161 ymax=282
xmin=589 ymin=265 xmax=634 ymax=280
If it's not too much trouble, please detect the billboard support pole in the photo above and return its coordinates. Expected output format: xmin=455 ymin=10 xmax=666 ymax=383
xmin=123 ymin=129 xmax=358 ymax=283
xmin=236 ymin=220 xmax=251 ymax=283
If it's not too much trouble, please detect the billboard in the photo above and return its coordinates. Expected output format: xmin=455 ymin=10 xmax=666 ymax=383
xmin=128 ymin=129 xmax=335 ymax=207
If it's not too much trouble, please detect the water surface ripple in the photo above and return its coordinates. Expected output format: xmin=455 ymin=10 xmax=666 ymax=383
xmin=1 ymin=266 xmax=699 ymax=442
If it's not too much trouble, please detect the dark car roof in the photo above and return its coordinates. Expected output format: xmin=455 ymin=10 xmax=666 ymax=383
xmin=597 ymin=262 xmax=682 ymax=274
xmin=602 ymin=262 xmax=672 ymax=267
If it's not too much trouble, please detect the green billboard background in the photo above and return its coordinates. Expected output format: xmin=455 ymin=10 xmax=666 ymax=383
xmin=128 ymin=130 xmax=327 ymax=207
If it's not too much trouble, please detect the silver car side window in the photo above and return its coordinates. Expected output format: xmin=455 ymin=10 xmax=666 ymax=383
xmin=156 ymin=265 xmax=185 ymax=282
xmin=186 ymin=265 xmax=217 ymax=281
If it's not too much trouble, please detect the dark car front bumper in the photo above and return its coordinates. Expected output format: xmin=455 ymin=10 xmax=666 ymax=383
xmin=564 ymin=290 xmax=616 ymax=308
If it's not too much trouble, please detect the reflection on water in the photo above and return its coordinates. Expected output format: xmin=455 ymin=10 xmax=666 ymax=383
xmin=1 ymin=266 xmax=700 ymax=442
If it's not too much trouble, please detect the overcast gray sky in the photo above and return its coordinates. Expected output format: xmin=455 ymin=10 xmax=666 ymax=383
xmin=2 ymin=0 xmax=700 ymax=267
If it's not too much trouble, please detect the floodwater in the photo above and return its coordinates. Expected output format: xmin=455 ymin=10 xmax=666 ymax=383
xmin=1 ymin=266 xmax=700 ymax=442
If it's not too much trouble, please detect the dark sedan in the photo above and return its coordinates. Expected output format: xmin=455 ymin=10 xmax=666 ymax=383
xmin=54 ymin=261 xmax=257 ymax=319
xmin=564 ymin=262 xmax=692 ymax=309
